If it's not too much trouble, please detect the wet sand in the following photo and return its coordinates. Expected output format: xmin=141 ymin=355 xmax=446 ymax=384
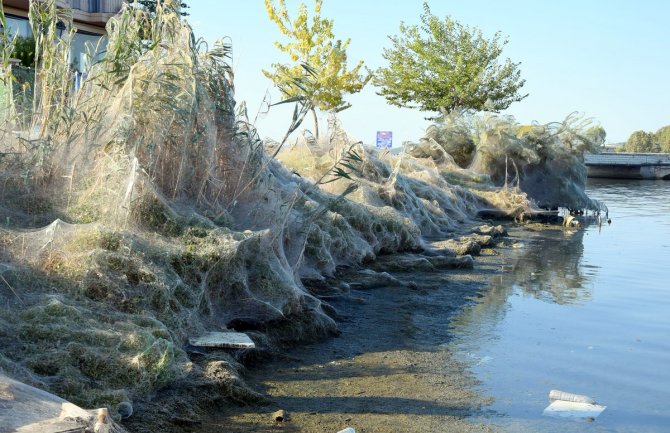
xmin=197 ymin=233 xmax=522 ymax=433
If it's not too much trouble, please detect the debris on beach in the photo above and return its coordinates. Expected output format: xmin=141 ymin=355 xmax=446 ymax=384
xmin=0 ymin=0 xmax=605 ymax=428
xmin=0 ymin=373 xmax=128 ymax=433
xmin=188 ymin=332 xmax=256 ymax=349
xmin=542 ymin=389 xmax=607 ymax=420
xmin=272 ymin=409 xmax=290 ymax=422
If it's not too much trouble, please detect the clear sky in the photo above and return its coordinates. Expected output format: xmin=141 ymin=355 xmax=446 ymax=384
xmin=187 ymin=0 xmax=670 ymax=146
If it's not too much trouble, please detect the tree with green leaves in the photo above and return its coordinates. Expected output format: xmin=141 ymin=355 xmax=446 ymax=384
xmin=621 ymin=130 xmax=659 ymax=153
xmin=263 ymin=0 xmax=369 ymax=139
xmin=375 ymin=3 xmax=527 ymax=117
xmin=654 ymin=125 xmax=670 ymax=153
xmin=584 ymin=125 xmax=606 ymax=148
xmin=137 ymin=0 xmax=189 ymax=16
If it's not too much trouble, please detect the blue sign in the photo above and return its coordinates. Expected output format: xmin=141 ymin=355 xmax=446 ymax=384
xmin=376 ymin=131 xmax=392 ymax=149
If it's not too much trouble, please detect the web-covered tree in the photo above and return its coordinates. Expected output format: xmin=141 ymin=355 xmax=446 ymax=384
xmin=375 ymin=2 xmax=527 ymax=117
xmin=263 ymin=0 xmax=369 ymax=139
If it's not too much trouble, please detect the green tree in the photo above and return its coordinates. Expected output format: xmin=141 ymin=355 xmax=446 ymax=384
xmin=654 ymin=125 xmax=670 ymax=153
xmin=584 ymin=125 xmax=606 ymax=148
xmin=263 ymin=0 xmax=369 ymax=139
xmin=622 ymin=130 xmax=659 ymax=153
xmin=137 ymin=0 xmax=189 ymax=16
xmin=375 ymin=3 xmax=527 ymax=116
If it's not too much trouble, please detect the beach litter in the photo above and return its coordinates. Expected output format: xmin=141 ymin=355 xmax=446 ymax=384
xmin=542 ymin=389 xmax=606 ymax=420
xmin=188 ymin=332 xmax=255 ymax=349
xmin=272 ymin=409 xmax=290 ymax=422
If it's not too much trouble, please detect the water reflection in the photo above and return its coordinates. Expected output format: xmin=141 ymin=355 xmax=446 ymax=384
xmin=450 ymin=226 xmax=598 ymax=363
xmin=457 ymin=227 xmax=595 ymax=329
xmin=451 ymin=179 xmax=670 ymax=433
xmin=505 ymin=228 xmax=593 ymax=305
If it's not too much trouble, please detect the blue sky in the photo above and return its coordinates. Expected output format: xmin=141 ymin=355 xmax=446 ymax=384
xmin=188 ymin=0 xmax=670 ymax=146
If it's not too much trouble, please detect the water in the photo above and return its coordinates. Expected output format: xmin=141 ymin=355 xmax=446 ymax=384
xmin=452 ymin=179 xmax=670 ymax=432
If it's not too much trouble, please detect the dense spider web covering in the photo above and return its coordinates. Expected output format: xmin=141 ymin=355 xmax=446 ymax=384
xmin=419 ymin=110 xmax=606 ymax=212
xmin=0 ymin=0 xmax=577 ymax=412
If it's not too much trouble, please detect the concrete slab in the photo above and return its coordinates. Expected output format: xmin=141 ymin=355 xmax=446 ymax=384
xmin=188 ymin=331 xmax=255 ymax=349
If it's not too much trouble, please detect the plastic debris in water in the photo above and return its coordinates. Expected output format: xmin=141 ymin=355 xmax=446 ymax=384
xmin=542 ymin=389 xmax=606 ymax=420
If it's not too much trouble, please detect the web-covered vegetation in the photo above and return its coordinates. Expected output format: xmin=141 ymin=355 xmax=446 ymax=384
xmin=417 ymin=110 xmax=606 ymax=212
xmin=0 ymin=0 xmax=597 ymax=415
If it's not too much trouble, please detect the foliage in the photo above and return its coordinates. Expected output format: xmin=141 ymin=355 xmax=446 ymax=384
xmin=1 ymin=5 xmax=34 ymax=125
xmin=468 ymin=112 xmax=603 ymax=210
xmin=618 ymin=125 xmax=670 ymax=153
xmin=263 ymin=0 xmax=370 ymax=137
xmin=1 ymin=3 xmax=18 ymax=82
xmin=26 ymin=0 xmax=75 ymax=140
xmin=424 ymin=110 xmax=603 ymax=174
xmin=621 ymin=130 xmax=659 ymax=153
xmin=0 ymin=0 xmax=602 ymax=418
xmin=654 ymin=125 xmax=670 ymax=153
xmin=585 ymin=125 xmax=606 ymax=148
xmin=375 ymin=2 xmax=527 ymax=116
xmin=424 ymin=111 xmax=476 ymax=167
xmin=137 ymin=0 xmax=189 ymax=16
xmin=474 ymin=113 xmax=601 ymax=167
xmin=11 ymin=36 xmax=36 ymax=68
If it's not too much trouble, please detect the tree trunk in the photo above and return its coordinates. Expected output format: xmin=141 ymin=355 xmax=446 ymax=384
xmin=311 ymin=107 xmax=319 ymax=140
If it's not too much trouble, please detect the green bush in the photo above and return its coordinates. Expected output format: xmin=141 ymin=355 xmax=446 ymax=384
xmin=11 ymin=36 xmax=36 ymax=67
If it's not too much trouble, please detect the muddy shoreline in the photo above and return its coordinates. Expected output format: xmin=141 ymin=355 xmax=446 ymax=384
xmin=177 ymin=223 xmax=529 ymax=433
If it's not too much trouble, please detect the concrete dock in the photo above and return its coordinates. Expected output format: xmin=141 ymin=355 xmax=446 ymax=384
xmin=584 ymin=153 xmax=670 ymax=179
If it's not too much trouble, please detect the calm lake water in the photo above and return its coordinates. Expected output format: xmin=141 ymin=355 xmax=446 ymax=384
xmin=451 ymin=179 xmax=670 ymax=432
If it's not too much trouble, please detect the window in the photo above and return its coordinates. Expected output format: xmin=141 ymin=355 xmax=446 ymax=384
xmin=70 ymin=31 xmax=106 ymax=72
xmin=2 ymin=15 xmax=32 ymax=38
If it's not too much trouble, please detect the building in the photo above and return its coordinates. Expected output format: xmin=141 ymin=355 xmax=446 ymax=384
xmin=1 ymin=0 xmax=124 ymax=71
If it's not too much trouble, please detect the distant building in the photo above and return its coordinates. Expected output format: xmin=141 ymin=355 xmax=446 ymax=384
xmin=1 ymin=0 xmax=124 ymax=71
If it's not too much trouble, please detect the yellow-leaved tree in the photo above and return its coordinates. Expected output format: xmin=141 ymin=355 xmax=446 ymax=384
xmin=263 ymin=0 xmax=370 ymax=139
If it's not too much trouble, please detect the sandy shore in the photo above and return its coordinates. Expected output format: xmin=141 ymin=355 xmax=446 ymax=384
xmin=193 ymin=227 xmax=526 ymax=433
